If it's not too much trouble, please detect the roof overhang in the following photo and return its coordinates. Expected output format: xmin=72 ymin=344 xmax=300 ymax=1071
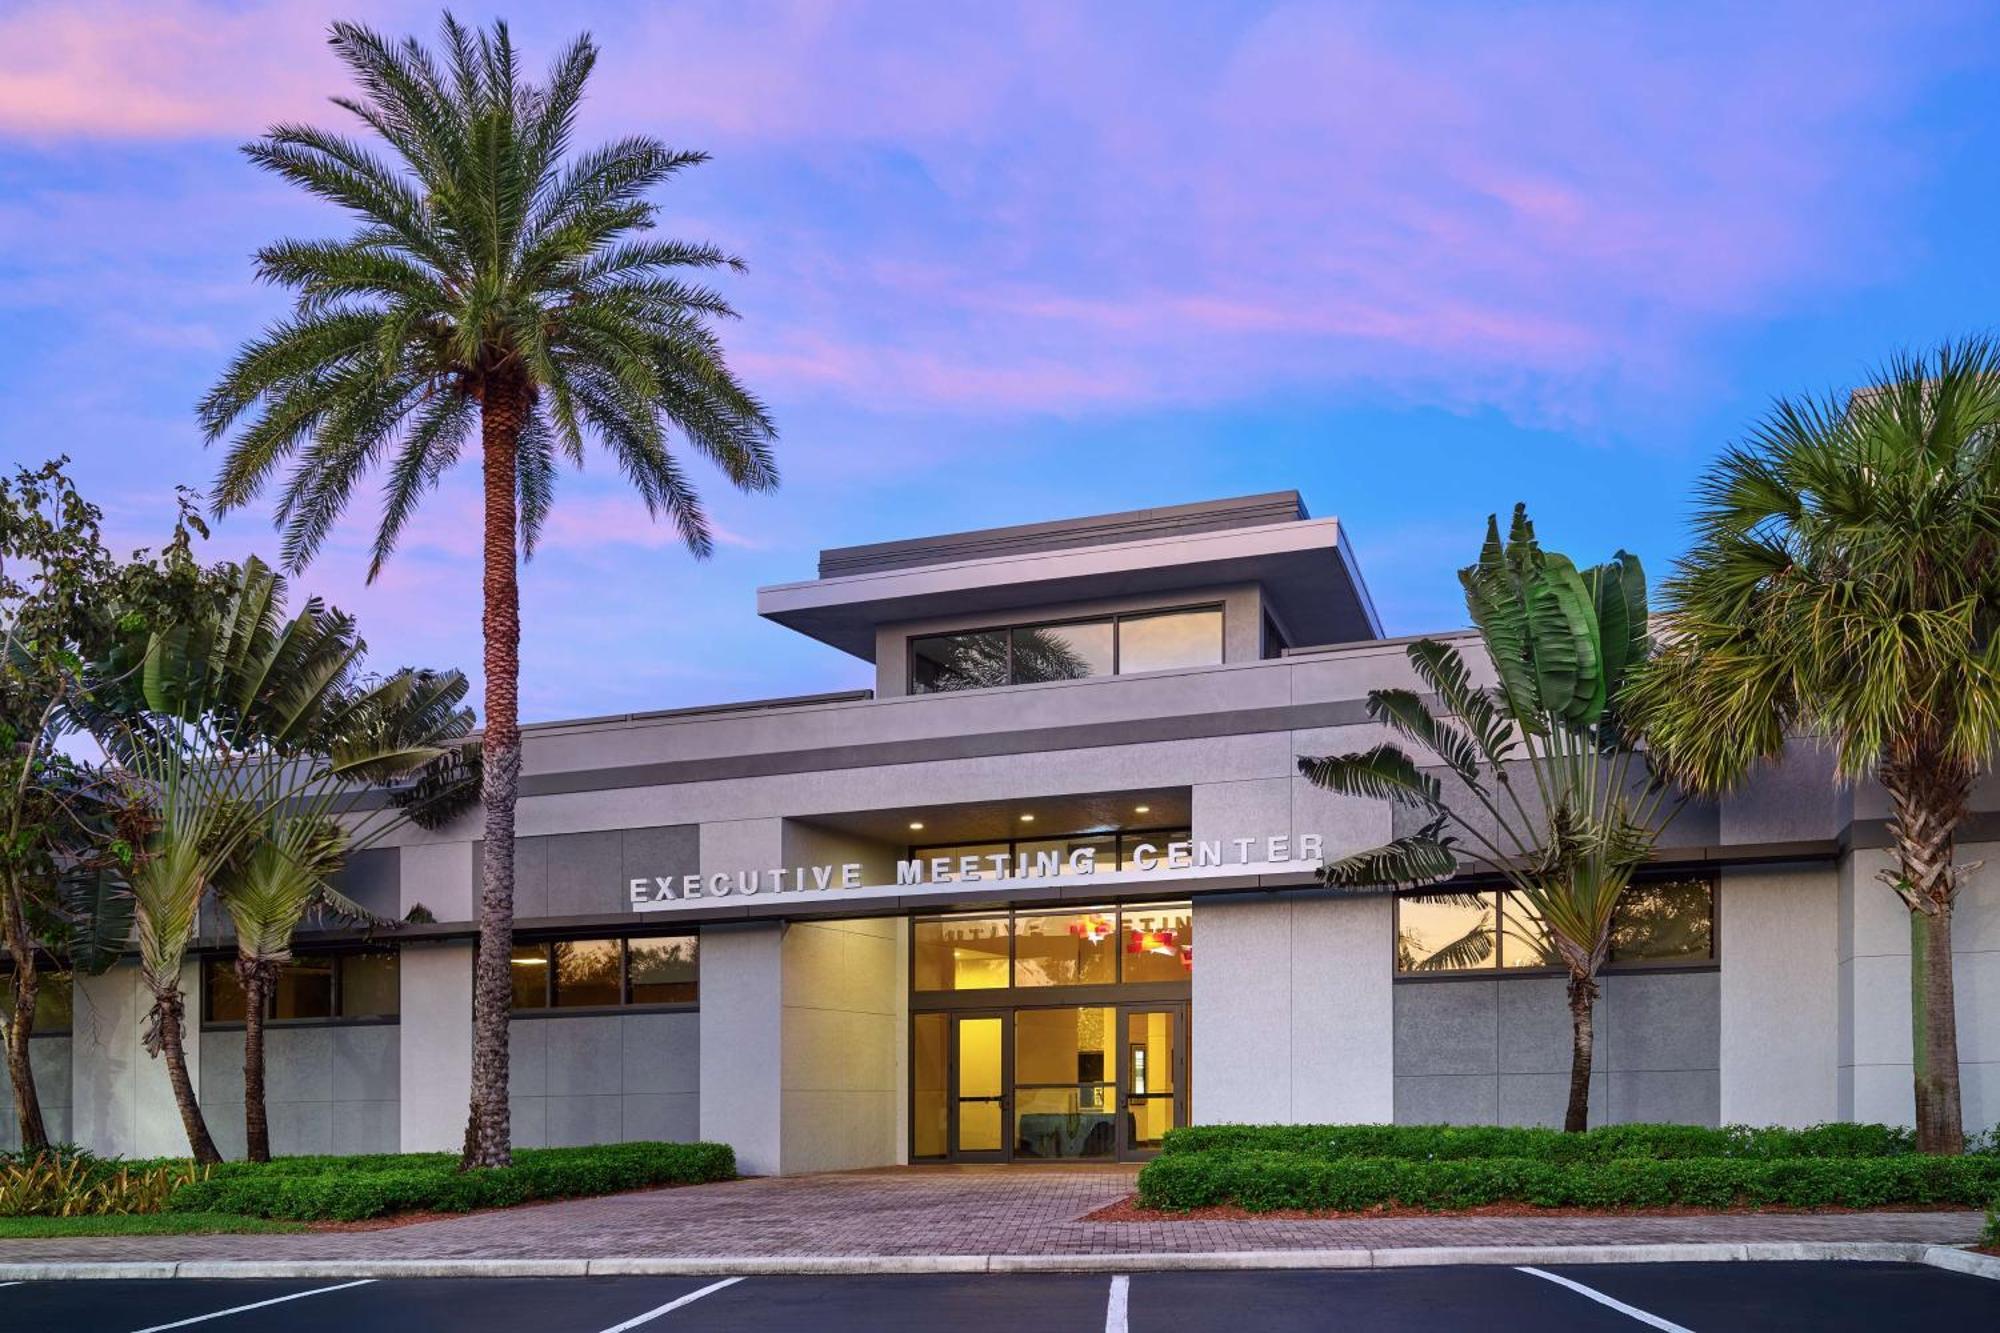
xmin=757 ymin=516 xmax=1382 ymax=661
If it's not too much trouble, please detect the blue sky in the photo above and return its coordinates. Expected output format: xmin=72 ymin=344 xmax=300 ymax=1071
xmin=2 ymin=1 xmax=1997 ymax=721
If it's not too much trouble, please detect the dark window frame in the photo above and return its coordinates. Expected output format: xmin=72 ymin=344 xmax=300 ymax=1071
xmin=507 ymin=931 xmax=701 ymax=1017
xmin=1390 ymin=871 xmax=1720 ymax=982
xmin=200 ymin=949 xmax=402 ymax=1030
xmin=906 ymin=603 xmax=1226 ymax=695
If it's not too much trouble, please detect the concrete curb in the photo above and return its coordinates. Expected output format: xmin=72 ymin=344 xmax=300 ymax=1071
xmin=3 ymin=1241 xmax=1992 ymax=1281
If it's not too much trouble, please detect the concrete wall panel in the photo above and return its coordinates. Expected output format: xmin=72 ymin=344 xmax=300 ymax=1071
xmin=1721 ymin=866 xmax=1838 ymax=1127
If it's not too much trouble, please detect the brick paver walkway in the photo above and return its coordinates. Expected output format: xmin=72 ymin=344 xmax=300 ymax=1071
xmin=1 ymin=1166 xmax=1983 ymax=1263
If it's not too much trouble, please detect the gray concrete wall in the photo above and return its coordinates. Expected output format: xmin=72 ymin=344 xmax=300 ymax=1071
xmin=1192 ymin=895 xmax=1394 ymax=1124
xmin=198 ymin=1024 xmax=400 ymax=1158
xmin=1722 ymin=866 xmax=1839 ymax=1126
xmin=1392 ymin=970 xmax=1721 ymax=1127
xmin=0 ymin=1036 xmax=71 ymax=1149
xmin=509 ymin=1011 xmax=700 ymax=1147
xmin=483 ymin=824 xmax=699 ymax=918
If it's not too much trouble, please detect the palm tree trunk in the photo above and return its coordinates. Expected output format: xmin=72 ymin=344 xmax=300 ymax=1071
xmin=462 ymin=377 xmax=526 ymax=1170
xmin=150 ymin=987 xmax=223 ymax=1165
xmin=1564 ymin=973 xmax=1598 ymax=1133
xmin=1 ymin=873 xmax=49 ymax=1153
xmin=1883 ymin=752 xmax=1967 ymax=1155
xmin=238 ymin=959 xmax=271 ymax=1162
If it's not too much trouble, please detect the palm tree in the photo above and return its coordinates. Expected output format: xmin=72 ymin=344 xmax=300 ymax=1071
xmin=1628 ymin=337 xmax=2000 ymax=1155
xmin=197 ymin=16 xmax=779 ymax=1167
xmin=1298 ymin=508 xmax=1675 ymax=1131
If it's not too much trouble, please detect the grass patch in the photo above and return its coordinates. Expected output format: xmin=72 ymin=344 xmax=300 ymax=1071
xmin=0 ymin=1212 xmax=301 ymax=1238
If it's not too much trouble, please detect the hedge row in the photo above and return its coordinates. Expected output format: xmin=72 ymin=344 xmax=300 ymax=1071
xmin=167 ymin=1142 xmax=735 ymax=1222
xmin=1155 ymin=1122 xmax=1980 ymax=1163
xmin=1136 ymin=1149 xmax=2000 ymax=1213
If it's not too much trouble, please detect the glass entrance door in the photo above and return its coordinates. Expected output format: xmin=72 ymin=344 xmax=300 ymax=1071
xmin=951 ymin=1012 xmax=1008 ymax=1161
xmin=1120 ymin=1006 xmax=1184 ymax=1157
xmin=1013 ymin=1006 xmax=1117 ymax=1159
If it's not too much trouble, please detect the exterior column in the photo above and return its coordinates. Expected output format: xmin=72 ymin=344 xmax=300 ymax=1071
xmin=1719 ymin=866 xmax=1838 ymax=1127
xmin=398 ymin=942 xmax=474 ymax=1152
xmin=699 ymin=922 xmax=785 ymax=1175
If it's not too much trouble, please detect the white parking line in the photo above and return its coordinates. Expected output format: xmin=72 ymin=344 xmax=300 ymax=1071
xmin=596 ymin=1276 xmax=745 ymax=1332
xmin=130 ymin=1280 xmax=376 ymax=1332
xmin=1516 ymin=1267 xmax=1693 ymax=1332
xmin=1105 ymin=1273 xmax=1130 ymax=1333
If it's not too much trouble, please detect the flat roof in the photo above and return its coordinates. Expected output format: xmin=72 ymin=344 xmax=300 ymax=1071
xmin=760 ymin=492 xmax=1383 ymax=659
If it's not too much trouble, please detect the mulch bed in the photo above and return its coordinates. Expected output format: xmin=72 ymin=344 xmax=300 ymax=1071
xmin=1086 ymin=1194 xmax=1980 ymax=1223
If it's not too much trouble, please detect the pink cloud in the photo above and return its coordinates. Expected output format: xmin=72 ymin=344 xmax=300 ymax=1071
xmin=0 ymin=1 xmax=1967 ymax=431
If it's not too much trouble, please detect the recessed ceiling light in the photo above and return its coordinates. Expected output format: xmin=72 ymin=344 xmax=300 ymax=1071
xmin=1019 ymin=813 xmax=1035 ymax=822
xmin=908 ymin=821 xmax=925 ymax=831
xmin=1134 ymin=805 xmax=1151 ymax=814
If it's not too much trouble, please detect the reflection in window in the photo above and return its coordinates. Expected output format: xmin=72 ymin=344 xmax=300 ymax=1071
xmin=510 ymin=936 xmax=701 ymax=1011
xmin=1118 ymin=608 xmax=1224 ymax=675
xmin=553 ymin=939 xmax=622 ymax=1008
xmin=203 ymin=952 xmax=400 ymax=1023
xmin=914 ymin=915 xmax=1011 ymax=990
xmin=914 ymin=902 xmax=1193 ymax=990
xmin=1611 ymin=878 xmax=1715 ymax=963
xmin=629 ymin=936 xmax=699 ymax=1004
xmin=1014 ymin=910 xmax=1118 ymax=987
xmin=1011 ymin=621 xmax=1113 ymax=684
xmin=1396 ymin=878 xmax=1716 ymax=976
xmin=908 ymin=606 xmax=1224 ymax=695
xmin=1396 ymin=892 xmax=1497 ymax=972
xmin=0 ymin=970 xmax=76 ymax=1033
xmin=910 ymin=631 xmax=1009 ymax=693
xmin=1121 ymin=903 xmax=1194 ymax=983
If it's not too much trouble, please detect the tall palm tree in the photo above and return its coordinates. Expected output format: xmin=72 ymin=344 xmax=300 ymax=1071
xmin=1628 ymin=337 xmax=2000 ymax=1155
xmin=1298 ymin=508 xmax=1674 ymax=1131
xmin=198 ymin=16 xmax=779 ymax=1167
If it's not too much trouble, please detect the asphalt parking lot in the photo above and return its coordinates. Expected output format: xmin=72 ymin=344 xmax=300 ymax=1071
xmin=2 ymin=1261 xmax=1995 ymax=1331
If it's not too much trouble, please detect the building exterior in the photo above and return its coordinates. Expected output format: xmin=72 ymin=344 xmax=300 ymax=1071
xmin=5 ymin=491 xmax=1997 ymax=1172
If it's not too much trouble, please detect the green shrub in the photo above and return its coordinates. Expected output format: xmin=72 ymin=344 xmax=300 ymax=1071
xmin=0 ymin=1153 xmax=210 ymax=1218
xmin=1134 ymin=1149 xmax=2000 ymax=1213
xmin=1983 ymin=1201 xmax=1998 ymax=1249
xmin=1156 ymin=1122 xmax=1933 ymax=1164
xmin=166 ymin=1141 xmax=735 ymax=1222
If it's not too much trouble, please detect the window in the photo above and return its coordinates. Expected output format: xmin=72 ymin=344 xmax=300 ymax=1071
xmin=0 ymin=971 xmax=73 ymax=1034
xmin=509 ymin=934 xmax=700 ymax=1011
xmin=908 ymin=606 xmax=1223 ymax=694
xmin=1393 ymin=876 xmax=1716 ymax=976
xmin=914 ymin=902 xmax=1193 ymax=991
xmin=202 ymin=952 xmax=400 ymax=1024
xmin=913 ymin=830 xmax=1191 ymax=882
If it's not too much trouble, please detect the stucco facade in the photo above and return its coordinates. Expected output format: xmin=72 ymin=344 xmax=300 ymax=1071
xmin=7 ymin=492 xmax=1998 ymax=1166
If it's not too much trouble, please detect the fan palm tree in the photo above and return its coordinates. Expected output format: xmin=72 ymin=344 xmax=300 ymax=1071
xmin=1628 ymin=337 xmax=2000 ymax=1154
xmin=1298 ymin=508 xmax=1676 ymax=1131
xmin=197 ymin=16 xmax=779 ymax=1167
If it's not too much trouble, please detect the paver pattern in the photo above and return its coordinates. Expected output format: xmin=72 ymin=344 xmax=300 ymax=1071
xmin=0 ymin=1165 xmax=1983 ymax=1263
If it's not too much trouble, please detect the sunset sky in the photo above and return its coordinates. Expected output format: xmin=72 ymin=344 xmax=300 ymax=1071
xmin=3 ymin=1 xmax=1997 ymax=721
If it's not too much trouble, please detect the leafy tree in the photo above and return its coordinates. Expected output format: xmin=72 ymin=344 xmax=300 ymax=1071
xmin=1297 ymin=508 xmax=1675 ymax=1131
xmin=198 ymin=16 xmax=779 ymax=1166
xmin=1628 ymin=337 xmax=2000 ymax=1154
xmin=0 ymin=459 xmax=210 ymax=1151
xmin=90 ymin=558 xmax=477 ymax=1163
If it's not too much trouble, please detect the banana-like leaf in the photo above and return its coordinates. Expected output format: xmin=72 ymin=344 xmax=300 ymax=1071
xmin=1587 ymin=550 xmax=1647 ymax=707
xmin=1406 ymin=919 xmax=1496 ymax=971
xmin=1317 ymin=818 xmax=1459 ymax=889
xmin=1460 ymin=513 xmax=1540 ymax=724
xmin=1405 ymin=638 xmax=1518 ymax=769
xmin=1296 ymin=744 xmax=1442 ymax=810
xmin=385 ymin=739 xmax=483 ymax=831
xmin=1368 ymin=687 xmax=1484 ymax=790
xmin=50 ymin=863 xmax=135 ymax=975
xmin=1524 ymin=549 xmax=1603 ymax=726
